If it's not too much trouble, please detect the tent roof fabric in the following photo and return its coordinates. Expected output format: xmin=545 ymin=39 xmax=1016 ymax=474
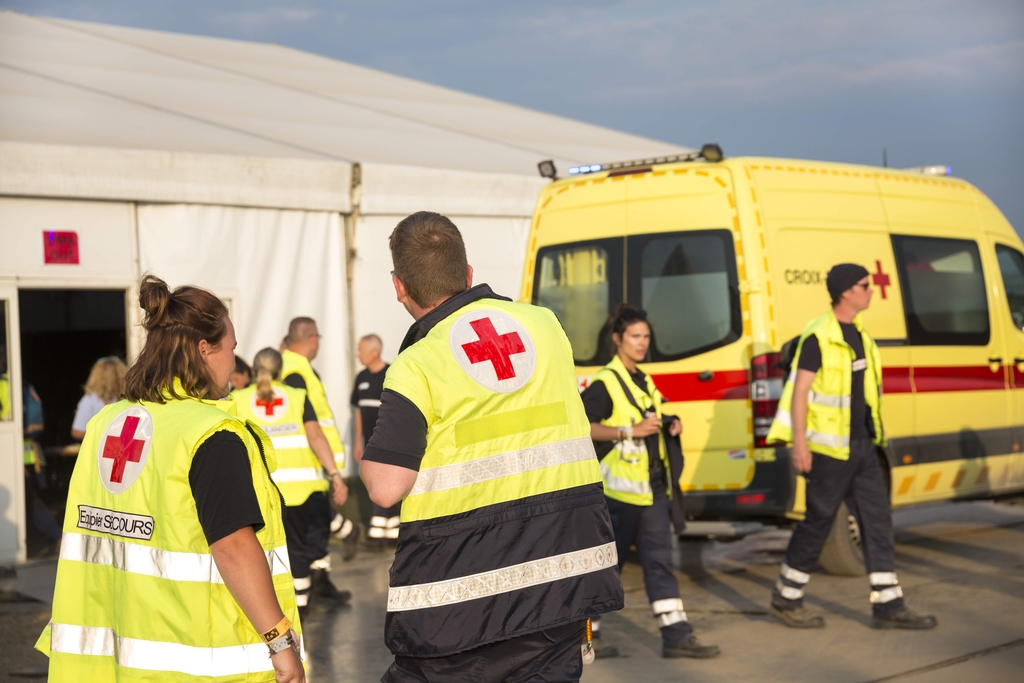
xmin=0 ymin=11 xmax=689 ymax=177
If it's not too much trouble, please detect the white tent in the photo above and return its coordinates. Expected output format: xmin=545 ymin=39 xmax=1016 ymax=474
xmin=0 ymin=10 xmax=688 ymax=563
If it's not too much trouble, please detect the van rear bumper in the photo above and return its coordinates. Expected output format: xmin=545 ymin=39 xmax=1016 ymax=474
xmin=683 ymin=451 xmax=796 ymax=524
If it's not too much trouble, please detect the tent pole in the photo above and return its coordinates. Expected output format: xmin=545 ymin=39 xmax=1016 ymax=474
xmin=343 ymin=162 xmax=362 ymax=410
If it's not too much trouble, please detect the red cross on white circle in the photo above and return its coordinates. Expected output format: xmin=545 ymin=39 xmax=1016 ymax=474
xmin=97 ymin=407 xmax=153 ymax=493
xmin=250 ymin=387 xmax=289 ymax=422
xmin=449 ymin=310 xmax=536 ymax=393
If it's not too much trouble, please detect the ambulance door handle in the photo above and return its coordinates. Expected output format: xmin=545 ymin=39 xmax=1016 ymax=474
xmin=988 ymin=357 xmax=1003 ymax=364
xmin=698 ymin=370 xmax=714 ymax=382
xmin=1014 ymin=357 xmax=1024 ymax=365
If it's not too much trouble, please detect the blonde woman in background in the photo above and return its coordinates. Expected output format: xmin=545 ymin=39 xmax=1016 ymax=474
xmin=70 ymin=356 xmax=127 ymax=440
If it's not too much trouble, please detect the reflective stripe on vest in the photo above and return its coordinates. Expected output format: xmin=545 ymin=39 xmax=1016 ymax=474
xmin=599 ymin=464 xmax=651 ymax=497
xmin=388 ymin=542 xmax=617 ymax=612
xmin=409 ymin=436 xmax=593 ymax=496
xmin=48 ymin=623 xmax=305 ymax=678
xmin=60 ymin=532 xmax=291 ymax=583
xmin=272 ymin=467 xmax=323 ymax=483
xmin=270 ymin=434 xmax=310 ymax=450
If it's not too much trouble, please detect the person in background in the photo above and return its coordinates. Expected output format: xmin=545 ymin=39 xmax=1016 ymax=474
xmin=281 ymin=318 xmax=361 ymax=580
xmin=766 ymin=263 xmax=937 ymax=630
xmin=23 ymin=381 xmax=62 ymax=556
xmin=350 ymin=334 xmax=395 ymax=543
xmin=38 ymin=275 xmax=303 ymax=682
xmin=582 ymin=304 xmax=720 ymax=659
xmin=71 ymin=356 xmax=127 ymax=441
xmin=231 ymin=355 xmax=253 ymax=391
xmin=234 ymin=348 xmax=350 ymax=613
xmin=0 ymin=346 xmax=10 ymax=421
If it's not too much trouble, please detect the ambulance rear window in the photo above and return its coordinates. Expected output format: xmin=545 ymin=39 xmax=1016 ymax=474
xmin=534 ymin=238 xmax=623 ymax=365
xmin=628 ymin=230 xmax=742 ymax=361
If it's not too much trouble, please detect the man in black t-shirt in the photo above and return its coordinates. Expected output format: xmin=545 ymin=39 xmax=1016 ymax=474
xmin=351 ymin=334 xmax=396 ymax=542
xmin=768 ymin=263 xmax=936 ymax=632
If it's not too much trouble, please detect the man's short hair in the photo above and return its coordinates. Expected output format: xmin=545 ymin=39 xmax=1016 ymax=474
xmin=360 ymin=334 xmax=383 ymax=350
xmin=287 ymin=317 xmax=318 ymax=344
xmin=390 ymin=212 xmax=468 ymax=308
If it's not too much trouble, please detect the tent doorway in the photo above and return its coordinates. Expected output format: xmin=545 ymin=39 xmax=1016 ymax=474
xmin=18 ymin=289 xmax=127 ymax=557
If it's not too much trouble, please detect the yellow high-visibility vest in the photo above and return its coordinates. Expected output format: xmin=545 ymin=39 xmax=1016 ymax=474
xmin=767 ymin=311 xmax=885 ymax=459
xmin=383 ymin=295 xmax=622 ymax=656
xmin=37 ymin=379 xmax=300 ymax=682
xmin=0 ymin=374 xmax=11 ymax=422
xmin=233 ymin=381 xmax=328 ymax=506
xmin=281 ymin=349 xmax=345 ymax=471
xmin=592 ymin=354 xmax=669 ymax=506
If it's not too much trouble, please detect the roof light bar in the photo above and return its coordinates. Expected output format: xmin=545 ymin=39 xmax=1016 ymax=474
xmin=564 ymin=143 xmax=724 ymax=177
xmin=901 ymin=165 xmax=951 ymax=176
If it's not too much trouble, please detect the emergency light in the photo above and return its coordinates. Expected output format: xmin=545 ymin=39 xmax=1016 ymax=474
xmin=559 ymin=143 xmax=725 ymax=177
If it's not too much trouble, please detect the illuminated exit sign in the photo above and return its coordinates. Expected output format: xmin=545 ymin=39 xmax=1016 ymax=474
xmin=43 ymin=231 xmax=80 ymax=264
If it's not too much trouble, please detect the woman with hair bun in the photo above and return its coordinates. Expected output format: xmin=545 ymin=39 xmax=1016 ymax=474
xmin=581 ymin=304 xmax=720 ymax=660
xmin=38 ymin=275 xmax=305 ymax=683
xmin=233 ymin=347 xmax=349 ymax=613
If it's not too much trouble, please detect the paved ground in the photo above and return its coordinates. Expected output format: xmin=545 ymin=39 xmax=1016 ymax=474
xmin=4 ymin=499 xmax=1024 ymax=682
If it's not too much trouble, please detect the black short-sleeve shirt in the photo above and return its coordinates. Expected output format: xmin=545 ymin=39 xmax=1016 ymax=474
xmin=797 ymin=324 xmax=871 ymax=439
xmin=351 ymin=364 xmax=389 ymax=442
xmin=189 ymin=430 xmax=265 ymax=545
xmin=283 ymin=374 xmax=321 ymax=424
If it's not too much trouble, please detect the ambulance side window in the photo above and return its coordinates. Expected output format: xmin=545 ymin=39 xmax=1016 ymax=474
xmin=892 ymin=235 xmax=989 ymax=345
xmin=995 ymin=245 xmax=1024 ymax=332
xmin=1 ymin=300 xmax=10 ymax=421
xmin=534 ymin=238 xmax=623 ymax=365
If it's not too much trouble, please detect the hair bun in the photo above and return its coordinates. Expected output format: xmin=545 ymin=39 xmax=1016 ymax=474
xmin=138 ymin=274 xmax=171 ymax=330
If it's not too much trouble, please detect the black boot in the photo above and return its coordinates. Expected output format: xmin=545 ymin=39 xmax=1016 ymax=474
xmin=663 ymin=634 xmax=721 ymax=659
xmin=769 ymin=604 xmax=826 ymax=629
xmin=872 ymin=607 xmax=937 ymax=630
xmin=311 ymin=568 xmax=352 ymax=605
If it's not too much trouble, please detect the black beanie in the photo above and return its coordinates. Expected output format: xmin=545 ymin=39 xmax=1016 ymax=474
xmin=826 ymin=263 xmax=869 ymax=302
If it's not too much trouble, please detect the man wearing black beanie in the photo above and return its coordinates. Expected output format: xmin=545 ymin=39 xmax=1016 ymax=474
xmin=764 ymin=263 xmax=937 ymax=630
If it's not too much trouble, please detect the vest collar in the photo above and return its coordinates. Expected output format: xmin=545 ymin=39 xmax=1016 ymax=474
xmin=398 ymin=284 xmax=511 ymax=352
xmin=823 ymin=309 xmax=865 ymax=345
xmin=160 ymin=378 xmax=238 ymax=415
xmin=607 ymin=354 xmax=654 ymax=399
xmin=281 ymin=348 xmax=312 ymax=371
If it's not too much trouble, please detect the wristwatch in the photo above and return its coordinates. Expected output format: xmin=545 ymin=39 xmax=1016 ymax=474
xmin=267 ymin=629 xmax=297 ymax=656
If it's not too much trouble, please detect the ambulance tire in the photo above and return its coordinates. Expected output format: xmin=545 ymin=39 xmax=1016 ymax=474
xmin=818 ymin=502 xmax=866 ymax=576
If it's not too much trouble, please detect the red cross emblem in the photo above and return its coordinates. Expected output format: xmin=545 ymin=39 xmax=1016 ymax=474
xmin=98 ymin=408 xmax=152 ymax=492
xmin=451 ymin=310 xmax=536 ymax=393
xmin=872 ymin=260 xmax=891 ymax=299
xmin=461 ymin=318 xmax=526 ymax=381
xmin=102 ymin=416 xmax=145 ymax=483
xmin=255 ymin=396 xmax=283 ymax=416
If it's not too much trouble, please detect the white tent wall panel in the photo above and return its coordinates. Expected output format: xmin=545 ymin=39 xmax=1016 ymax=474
xmin=351 ymin=213 xmax=532 ymax=359
xmin=136 ymin=204 xmax=353 ymax=460
xmin=0 ymin=142 xmax=351 ymax=213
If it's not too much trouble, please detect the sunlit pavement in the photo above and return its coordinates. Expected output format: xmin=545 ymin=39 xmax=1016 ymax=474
xmin=308 ymin=500 xmax=1024 ymax=683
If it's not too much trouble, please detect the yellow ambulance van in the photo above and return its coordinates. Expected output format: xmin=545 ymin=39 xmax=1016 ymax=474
xmin=523 ymin=149 xmax=1024 ymax=574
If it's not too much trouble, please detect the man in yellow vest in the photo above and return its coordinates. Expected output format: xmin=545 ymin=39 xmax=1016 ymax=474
xmin=766 ymin=263 xmax=937 ymax=630
xmin=361 ymin=211 xmax=623 ymax=682
xmin=281 ymin=318 xmax=359 ymax=598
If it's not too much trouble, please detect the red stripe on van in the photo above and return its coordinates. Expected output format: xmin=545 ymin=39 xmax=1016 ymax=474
xmin=882 ymin=367 xmax=913 ymax=394
xmin=912 ymin=365 xmax=1005 ymax=392
xmin=651 ymin=370 xmax=750 ymax=402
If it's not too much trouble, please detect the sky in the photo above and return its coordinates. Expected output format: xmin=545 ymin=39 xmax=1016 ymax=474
xmin=4 ymin=0 xmax=1023 ymax=230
